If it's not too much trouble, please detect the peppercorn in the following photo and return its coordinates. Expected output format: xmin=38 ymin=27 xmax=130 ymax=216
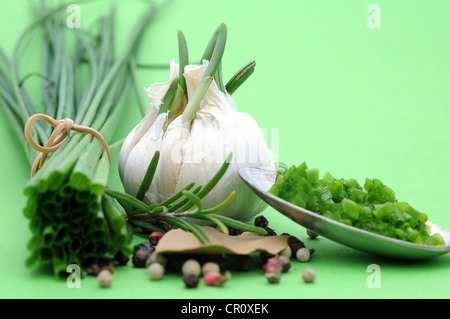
xmin=264 ymin=267 xmax=281 ymax=284
xmin=259 ymin=251 xmax=275 ymax=263
xmin=278 ymin=255 xmax=291 ymax=273
xmin=86 ymin=260 xmax=114 ymax=276
xmin=262 ymin=257 xmax=281 ymax=273
xmin=285 ymin=234 xmax=306 ymax=256
xmin=307 ymin=230 xmax=319 ymax=239
xmin=148 ymin=231 xmax=163 ymax=245
xmin=302 ymin=268 xmax=316 ymax=283
xmin=132 ymin=242 xmax=155 ymax=268
xmin=86 ymin=264 xmax=101 ymax=276
xmin=233 ymin=255 xmax=254 ymax=272
xmin=165 ymin=253 xmax=190 ymax=272
xmin=279 ymin=245 xmax=292 ymax=259
xmin=97 ymin=269 xmax=113 ymax=288
xmin=254 ymin=215 xmax=269 ymax=228
xmin=114 ymin=250 xmax=130 ymax=266
xmin=201 ymin=262 xmax=221 ymax=275
xmin=264 ymin=227 xmax=277 ymax=236
xmin=134 ymin=241 xmax=155 ymax=254
xmin=148 ymin=262 xmax=164 ymax=280
xmin=182 ymin=259 xmax=202 ymax=276
xmin=203 ymin=271 xmax=231 ymax=286
xmin=183 ymin=274 xmax=200 ymax=288
xmin=296 ymin=248 xmax=310 ymax=262
xmin=145 ymin=252 xmax=168 ymax=268
xmin=204 ymin=254 xmax=227 ymax=271
xmin=228 ymin=227 xmax=243 ymax=236
xmin=203 ymin=271 xmax=223 ymax=286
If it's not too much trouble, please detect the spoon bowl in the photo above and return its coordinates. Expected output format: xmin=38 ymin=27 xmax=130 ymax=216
xmin=239 ymin=167 xmax=450 ymax=260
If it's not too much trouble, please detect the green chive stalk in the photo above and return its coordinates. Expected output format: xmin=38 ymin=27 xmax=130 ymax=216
xmin=0 ymin=2 xmax=165 ymax=278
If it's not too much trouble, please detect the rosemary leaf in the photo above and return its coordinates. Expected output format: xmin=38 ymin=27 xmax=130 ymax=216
xmin=207 ymin=213 xmax=268 ymax=235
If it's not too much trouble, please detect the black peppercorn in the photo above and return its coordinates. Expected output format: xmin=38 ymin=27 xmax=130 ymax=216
xmin=259 ymin=250 xmax=275 ymax=263
xmin=165 ymin=253 xmax=189 ymax=272
xmin=114 ymin=250 xmax=130 ymax=266
xmin=254 ymin=215 xmax=269 ymax=228
xmin=133 ymin=241 xmax=155 ymax=254
xmin=228 ymin=227 xmax=243 ymax=236
xmin=183 ymin=274 xmax=199 ymax=288
xmin=278 ymin=256 xmax=291 ymax=272
xmin=233 ymin=255 xmax=255 ymax=272
xmin=285 ymin=234 xmax=306 ymax=256
xmin=132 ymin=242 xmax=155 ymax=267
xmin=264 ymin=227 xmax=277 ymax=236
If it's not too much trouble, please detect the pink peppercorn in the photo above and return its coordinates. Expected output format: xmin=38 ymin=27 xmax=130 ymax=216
xmin=203 ymin=271 xmax=223 ymax=286
xmin=262 ymin=257 xmax=281 ymax=272
xmin=148 ymin=231 xmax=163 ymax=245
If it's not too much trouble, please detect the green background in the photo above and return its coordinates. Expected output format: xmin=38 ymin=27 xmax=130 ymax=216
xmin=1 ymin=0 xmax=449 ymax=299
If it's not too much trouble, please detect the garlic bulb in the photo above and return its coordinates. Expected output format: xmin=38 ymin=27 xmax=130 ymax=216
xmin=119 ymin=25 xmax=275 ymax=221
xmin=118 ymin=61 xmax=179 ymax=204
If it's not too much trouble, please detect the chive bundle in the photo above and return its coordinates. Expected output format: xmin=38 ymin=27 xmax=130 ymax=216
xmin=0 ymin=2 xmax=164 ymax=278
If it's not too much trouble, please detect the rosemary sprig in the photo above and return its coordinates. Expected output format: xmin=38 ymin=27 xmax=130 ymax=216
xmin=106 ymin=152 xmax=268 ymax=244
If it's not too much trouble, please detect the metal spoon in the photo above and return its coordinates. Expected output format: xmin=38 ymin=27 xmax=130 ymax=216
xmin=239 ymin=167 xmax=450 ymax=260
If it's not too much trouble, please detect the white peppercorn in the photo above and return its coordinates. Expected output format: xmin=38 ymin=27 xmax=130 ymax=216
xmin=201 ymin=261 xmax=220 ymax=275
xmin=302 ymin=268 xmax=316 ymax=283
xmin=279 ymin=245 xmax=292 ymax=259
xmin=182 ymin=259 xmax=201 ymax=276
xmin=97 ymin=269 xmax=113 ymax=287
xmin=296 ymin=247 xmax=310 ymax=262
xmin=148 ymin=262 xmax=164 ymax=280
